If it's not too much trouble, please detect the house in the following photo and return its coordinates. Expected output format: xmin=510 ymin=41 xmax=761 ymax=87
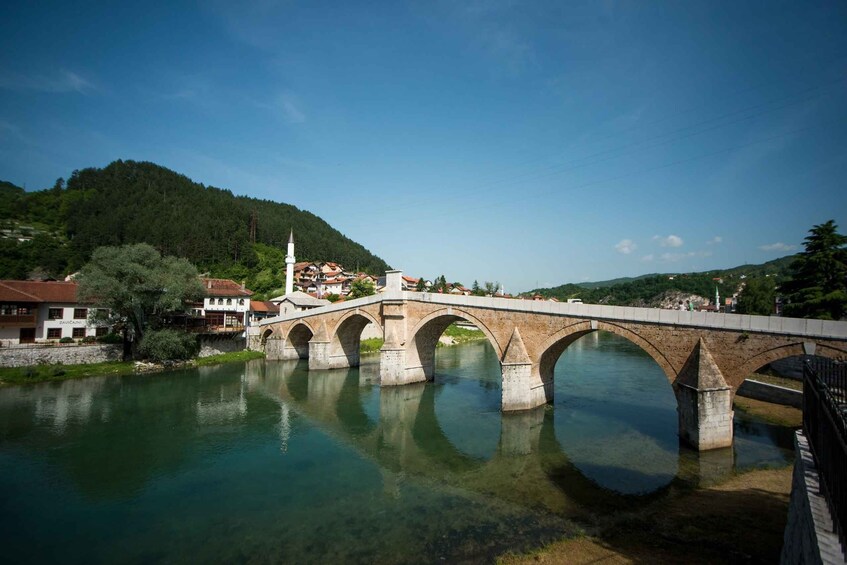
xmin=401 ymin=276 xmax=420 ymax=291
xmin=322 ymin=277 xmax=346 ymax=296
xmin=199 ymin=278 xmax=253 ymax=331
xmin=269 ymin=291 xmax=330 ymax=316
xmin=249 ymin=300 xmax=280 ymax=324
xmin=0 ymin=280 xmax=110 ymax=345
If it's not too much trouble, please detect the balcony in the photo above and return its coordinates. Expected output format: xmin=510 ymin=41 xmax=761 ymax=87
xmin=0 ymin=313 xmax=37 ymax=328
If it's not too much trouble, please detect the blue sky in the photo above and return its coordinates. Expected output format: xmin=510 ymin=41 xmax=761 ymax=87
xmin=1 ymin=1 xmax=846 ymax=292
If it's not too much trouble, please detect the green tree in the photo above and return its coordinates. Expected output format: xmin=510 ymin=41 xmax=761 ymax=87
xmin=782 ymin=220 xmax=847 ymax=320
xmin=138 ymin=329 xmax=199 ymax=362
xmin=472 ymin=280 xmax=483 ymax=296
xmin=415 ymin=278 xmax=426 ymax=292
xmin=348 ymin=278 xmax=376 ymax=299
xmin=76 ymin=244 xmax=205 ymax=354
xmin=736 ymin=277 xmax=776 ymax=315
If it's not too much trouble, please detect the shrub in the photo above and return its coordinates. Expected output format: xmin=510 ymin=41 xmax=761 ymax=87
xmin=82 ymin=336 xmax=97 ymax=344
xmin=138 ymin=329 xmax=199 ymax=362
xmin=59 ymin=337 xmax=74 ymax=344
xmin=97 ymin=333 xmax=123 ymax=344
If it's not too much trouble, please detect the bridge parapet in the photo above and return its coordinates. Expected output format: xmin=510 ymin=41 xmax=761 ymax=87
xmin=260 ymin=292 xmax=847 ymax=340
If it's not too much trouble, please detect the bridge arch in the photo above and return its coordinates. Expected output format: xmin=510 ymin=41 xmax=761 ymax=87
xmin=404 ymin=308 xmax=503 ymax=383
xmin=732 ymin=341 xmax=847 ymax=389
xmin=327 ymin=310 xmax=384 ymax=369
xmin=285 ymin=322 xmax=314 ymax=359
xmin=260 ymin=328 xmax=274 ymax=346
xmin=537 ymin=320 xmax=677 ymax=387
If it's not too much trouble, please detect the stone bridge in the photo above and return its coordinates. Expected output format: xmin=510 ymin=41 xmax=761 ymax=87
xmin=257 ymin=271 xmax=847 ymax=450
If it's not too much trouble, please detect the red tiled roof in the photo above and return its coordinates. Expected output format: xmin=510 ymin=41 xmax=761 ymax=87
xmin=250 ymin=300 xmax=279 ymax=314
xmin=201 ymin=278 xmax=253 ymax=297
xmin=0 ymin=280 xmax=79 ymax=303
xmin=402 ymin=276 xmax=419 ymax=283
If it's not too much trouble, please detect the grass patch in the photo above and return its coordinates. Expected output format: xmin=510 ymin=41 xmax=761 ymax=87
xmin=734 ymin=395 xmax=803 ymax=427
xmin=0 ymin=350 xmax=267 ymax=385
xmin=195 ymin=350 xmax=265 ymax=366
xmin=748 ymin=372 xmax=802 ymax=391
xmin=360 ymin=338 xmax=384 ymax=354
xmin=437 ymin=323 xmax=487 ymax=347
xmin=0 ymin=361 xmax=135 ymax=386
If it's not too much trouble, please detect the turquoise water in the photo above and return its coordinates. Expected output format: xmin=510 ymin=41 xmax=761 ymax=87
xmin=0 ymin=332 xmax=795 ymax=563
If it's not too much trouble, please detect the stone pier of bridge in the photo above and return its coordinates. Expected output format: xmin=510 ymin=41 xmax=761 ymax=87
xmin=258 ymin=271 xmax=847 ymax=451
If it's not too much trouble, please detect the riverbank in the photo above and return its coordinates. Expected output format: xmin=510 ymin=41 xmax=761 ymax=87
xmin=359 ymin=323 xmax=488 ymax=355
xmin=0 ymin=350 xmax=266 ymax=386
xmin=500 ymin=399 xmax=802 ymax=564
xmin=499 ymin=465 xmax=793 ymax=564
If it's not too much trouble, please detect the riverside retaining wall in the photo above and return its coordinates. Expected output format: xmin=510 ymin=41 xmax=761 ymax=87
xmin=737 ymin=379 xmax=803 ymax=408
xmin=0 ymin=344 xmax=123 ymax=368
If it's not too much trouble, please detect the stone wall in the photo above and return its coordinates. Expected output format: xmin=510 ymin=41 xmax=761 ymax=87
xmin=781 ymin=431 xmax=846 ymax=564
xmin=198 ymin=335 xmax=246 ymax=358
xmin=737 ymin=379 xmax=803 ymax=408
xmin=0 ymin=344 xmax=123 ymax=367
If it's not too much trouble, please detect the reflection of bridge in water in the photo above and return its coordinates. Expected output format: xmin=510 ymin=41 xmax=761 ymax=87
xmin=258 ymin=272 xmax=847 ymax=451
xmin=243 ymin=359 xmax=739 ymax=517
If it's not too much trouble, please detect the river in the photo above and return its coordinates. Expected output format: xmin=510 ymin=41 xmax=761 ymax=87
xmin=0 ymin=331 xmax=795 ymax=563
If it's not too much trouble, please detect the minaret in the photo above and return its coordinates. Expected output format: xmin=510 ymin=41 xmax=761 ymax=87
xmin=715 ymin=286 xmax=720 ymax=312
xmin=285 ymin=230 xmax=295 ymax=296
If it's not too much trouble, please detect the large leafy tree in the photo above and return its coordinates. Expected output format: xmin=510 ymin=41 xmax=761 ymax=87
xmin=781 ymin=220 xmax=847 ymax=320
xmin=77 ymin=244 xmax=205 ymax=345
xmin=736 ymin=277 xmax=776 ymax=315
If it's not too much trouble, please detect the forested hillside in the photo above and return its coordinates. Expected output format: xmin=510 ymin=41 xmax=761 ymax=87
xmin=0 ymin=160 xmax=390 ymax=292
xmin=526 ymin=255 xmax=795 ymax=307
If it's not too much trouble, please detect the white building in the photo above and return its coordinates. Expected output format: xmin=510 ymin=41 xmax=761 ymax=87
xmin=0 ymin=280 xmax=109 ymax=345
xmin=198 ymin=278 xmax=253 ymax=330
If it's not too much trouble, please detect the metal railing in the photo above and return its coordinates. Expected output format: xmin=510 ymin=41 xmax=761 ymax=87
xmin=803 ymin=357 xmax=847 ymax=557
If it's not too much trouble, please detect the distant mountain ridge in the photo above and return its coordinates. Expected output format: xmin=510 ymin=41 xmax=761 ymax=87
xmin=526 ymin=255 xmax=795 ymax=307
xmin=0 ymin=160 xmax=390 ymax=292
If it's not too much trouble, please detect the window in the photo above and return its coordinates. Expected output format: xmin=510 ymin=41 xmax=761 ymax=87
xmin=74 ymin=308 xmax=88 ymax=319
xmin=96 ymin=327 xmax=108 ymax=337
xmin=218 ymin=298 xmax=223 ymax=305
xmin=47 ymin=328 xmax=62 ymax=339
xmin=49 ymin=308 xmax=63 ymax=320
xmin=239 ymin=299 xmax=244 ymax=305
xmin=226 ymin=298 xmax=232 ymax=305
xmin=72 ymin=327 xmax=86 ymax=338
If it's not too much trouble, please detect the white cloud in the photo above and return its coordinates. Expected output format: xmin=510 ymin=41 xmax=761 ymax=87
xmin=759 ymin=242 xmax=797 ymax=252
xmin=653 ymin=234 xmax=684 ymax=248
xmin=0 ymin=69 xmax=96 ymax=94
xmin=278 ymin=93 xmax=306 ymax=123
xmin=641 ymin=254 xmax=654 ymax=262
xmin=706 ymin=236 xmax=723 ymax=245
xmin=614 ymin=239 xmax=637 ymax=254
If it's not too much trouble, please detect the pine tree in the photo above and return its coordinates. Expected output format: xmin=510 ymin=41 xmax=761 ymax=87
xmin=782 ymin=220 xmax=847 ymax=320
